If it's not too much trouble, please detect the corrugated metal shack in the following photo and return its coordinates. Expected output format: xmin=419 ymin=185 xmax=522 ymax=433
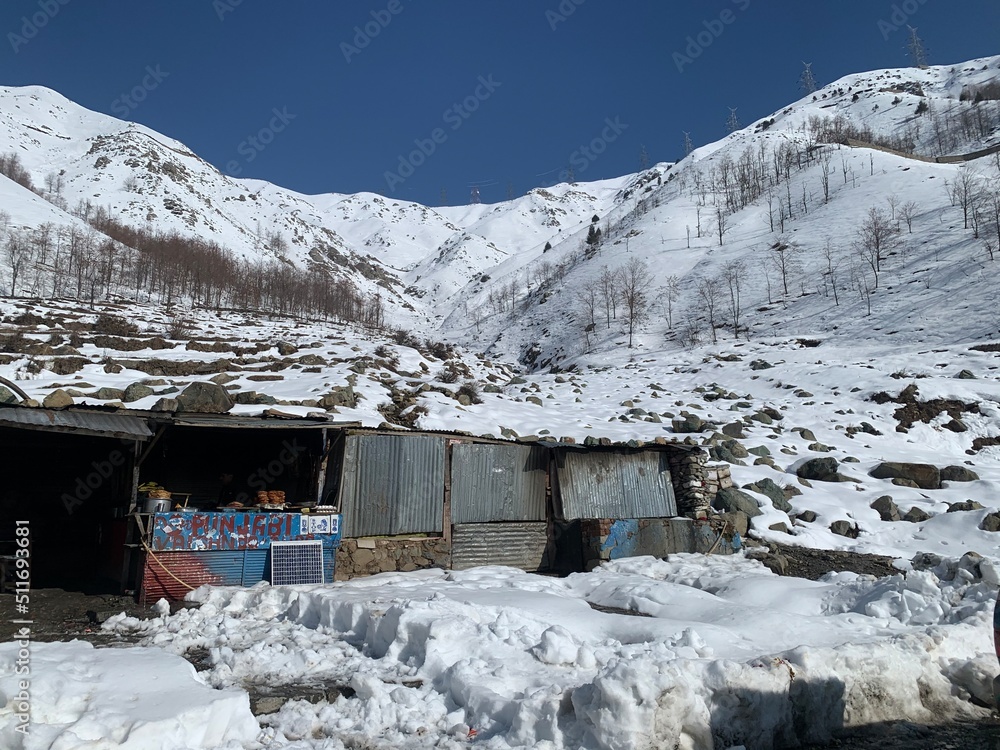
xmin=327 ymin=429 xmax=730 ymax=579
xmin=0 ymin=402 xmax=731 ymax=597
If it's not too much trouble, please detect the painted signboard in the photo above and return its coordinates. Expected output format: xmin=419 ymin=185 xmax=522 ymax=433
xmin=150 ymin=512 xmax=342 ymax=552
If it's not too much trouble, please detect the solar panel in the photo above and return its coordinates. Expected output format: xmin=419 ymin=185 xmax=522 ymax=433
xmin=269 ymin=540 xmax=324 ymax=586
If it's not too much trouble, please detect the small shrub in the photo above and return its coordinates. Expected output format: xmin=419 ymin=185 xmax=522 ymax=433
xmin=166 ymin=316 xmax=193 ymax=340
xmin=457 ymin=382 xmax=482 ymax=404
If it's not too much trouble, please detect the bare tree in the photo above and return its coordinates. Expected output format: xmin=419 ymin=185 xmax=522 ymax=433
xmin=899 ymin=200 xmax=918 ymax=233
xmin=576 ymin=280 xmax=599 ymax=349
xmin=597 ymin=267 xmax=620 ymax=328
xmin=4 ymin=232 xmax=33 ymax=297
xmin=819 ymin=151 xmax=832 ymax=203
xmin=769 ymin=238 xmax=798 ymax=297
xmin=854 ymin=206 xmax=900 ymax=288
xmin=721 ymin=260 xmax=747 ymax=339
xmin=886 ymin=193 xmax=900 ymax=222
xmin=696 ymin=277 xmax=722 ymax=344
xmin=851 ymin=262 xmax=875 ymax=316
xmin=661 ymin=275 xmax=680 ymax=329
xmin=714 ymin=203 xmax=728 ymax=246
xmin=947 ymin=167 xmax=981 ymax=229
xmin=823 ymin=240 xmax=841 ymax=306
xmin=619 ymin=258 xmax=652 ymax=348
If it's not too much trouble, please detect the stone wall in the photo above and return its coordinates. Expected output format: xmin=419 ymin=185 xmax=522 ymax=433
xmin=668 ymin=447 xmax=710 ymax=518
xmin=335 ymin=537 xmax=450 ymax=580
xmin=703 ymin=463 xmax=733 ymax=505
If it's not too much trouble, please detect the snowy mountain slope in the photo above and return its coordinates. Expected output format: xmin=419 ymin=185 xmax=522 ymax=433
xmin=460 ymin=56 xmax=1000 ymax=369
xmin=2 ymin=57 xmax=995 ymax=357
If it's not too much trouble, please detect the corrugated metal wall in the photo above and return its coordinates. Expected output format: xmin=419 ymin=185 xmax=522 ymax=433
xmin=555 ymin=449 xmax=677 ymax=519
xmin=450 ymin=522 xmax=549 ymax=571
xmin=339 ymin=434 xmax=445 ymax=537
xmin=451 ymin=443 xmax=547 ymax=523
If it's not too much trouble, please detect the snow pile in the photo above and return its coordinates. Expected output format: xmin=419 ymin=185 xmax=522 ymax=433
xmin=103 ymin=555 xmax=998 ymax=749
xmin=0 ymin=640 xmax=259 ymax=749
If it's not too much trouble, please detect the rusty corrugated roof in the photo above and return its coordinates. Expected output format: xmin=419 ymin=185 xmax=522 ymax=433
xmin=0 ymin=406 xmax=152 ymax=441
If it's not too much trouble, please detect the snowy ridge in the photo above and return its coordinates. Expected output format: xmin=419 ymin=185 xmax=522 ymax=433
xmin=100 ymin=554 xmax=997 ymax=749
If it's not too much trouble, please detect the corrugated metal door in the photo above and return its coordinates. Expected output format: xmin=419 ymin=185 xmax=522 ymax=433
xmin=339 ymin=435 xmax=445 ymax=537
xmin=451 ymin=443 xmax=547 ymax=523
xmin=450 ymin=522 xmax=549 ymax=571
xmin=141 ymin=550 xmax=245 ymax=603
xmin=555 ymin=449 xmax=677 ymax=519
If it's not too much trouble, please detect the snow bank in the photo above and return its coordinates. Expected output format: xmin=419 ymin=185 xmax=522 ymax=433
xmin=0 ymin=640 xmax=259 ymax=750
xmin=105 ymin=555 xmax=997 ymax=749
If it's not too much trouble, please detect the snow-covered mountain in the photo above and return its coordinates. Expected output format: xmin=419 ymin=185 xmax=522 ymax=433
xmin=2 ymin=56 xmax=1000 ymax=371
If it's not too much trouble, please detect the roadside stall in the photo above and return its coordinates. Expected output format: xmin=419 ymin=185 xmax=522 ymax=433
xmin=137 ymin=505 xmax=342 ymax=603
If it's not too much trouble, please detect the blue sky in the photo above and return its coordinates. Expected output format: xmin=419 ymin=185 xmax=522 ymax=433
xmin=1 ymin=1 xmax=998 ymax=206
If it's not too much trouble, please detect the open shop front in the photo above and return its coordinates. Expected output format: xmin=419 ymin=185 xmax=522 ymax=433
xmin=132 ymin=416 xmax=343 ymax=602
xmin=0 ymin=407 xmax=149 ymax=592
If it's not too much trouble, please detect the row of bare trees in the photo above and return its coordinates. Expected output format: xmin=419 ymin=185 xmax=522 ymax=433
xmin=0 ymin=215 xmax=384 ymax=326
xmin=0 ymin=152 xmax=386 ymax=326
xmin=575 ymin=258 xmax=652 ymax=348
xmin=945 ymin=165 xmax=1000 ymax=259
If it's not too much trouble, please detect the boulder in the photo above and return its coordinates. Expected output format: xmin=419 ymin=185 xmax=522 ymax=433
xmin=796 ymin=457 xmax=841 ymax=482
xmin=92 ymin=387 xmax=126 ymax=401
xmin=721 ymin=422 xmax=746 ymax=438
xmin=319 ymin=385 xmax=357 ymax=410
xmin=808 ymin=442 xmax=832 ymax=453
xmin=743 ymin=478 xmax=791 ymax=512
xmin=869 ymin=462 xmax=940 ymax=490
xmin=903 ymin=506 xmax=931 ymax=523
xmin=717 ymin=510 xmax=749 ymax=537
xmin=749 ymin=359 xmax=773 ymax=370
xmin=761 ymin=553 xmax=789 ymax=575
xmin=122 ymin=383 xmax=155 ymax=403
xmin=722 ymin=439 xmax=749 ymax=458
xmin=768 ymin=522 xmax=792 ymax=534
xmin=870 ymin=495 xmax=900 ymax=522
xmin=672 ymin=414 xmax=706 ymax=433
xmin=956 ymin=369 xmax=976 ymax=379
xmin=940 ymin=465 xmax=979 ymax=483
xmin=795 ymin=428 xmax=817 ymax=442
xmin=980 ymin=512 xmax=1000 ymax=532
xmin=276 ymin=341 xmax=298 ymax=356
xmin=712 ymin=487 xmax=762 ymax=518
xmin=783 ymin=484 xmax=804 ymax=500
xmin=830 ymin=520 xmax=859 ymax=538
xmin=150 ymin=397 xmax=179 ymax=413
xmin=946 ymin=500 xmax=984 ymax=513
xmin=796 ymin=510 xmax=818 ymax=523
xmin=209 ymin=373 xmax=239 ymax=385
xmin=176 ymin=382 xmax=233 ymax=414
xmin=42 ymin=389 xmax=73 ymax=409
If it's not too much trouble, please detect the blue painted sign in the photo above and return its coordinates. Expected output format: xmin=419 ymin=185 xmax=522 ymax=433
xmin=151 ymin=512 xmax=342 ymax=552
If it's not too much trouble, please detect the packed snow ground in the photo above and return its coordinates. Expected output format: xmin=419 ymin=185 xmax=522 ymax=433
xmin=3 ymin=554 xmax=993 ymax=749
